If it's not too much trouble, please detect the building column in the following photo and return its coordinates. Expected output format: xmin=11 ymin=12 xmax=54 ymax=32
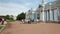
xmin=44 ymin=11 xmax=47 ymax=21
xmin=31 ymin=13 xmax=34 ymax=20
xmin=48 ymin=10 xmax=50 ymax=21
xmin=33 ymin=13 xmax=37 ymax=22
xmin=57 ymin=8 xmax=60 ymax=20
xmin=26 ymin=12 xmax=29 ymax=20
xmin=42 ymin=5 xmax=45 ymax=21
xmin=47 ymin=10 xmax=48 ymax=21
xmin=42 ymin=11 xmax=45 ymax=21
xmin=54 ymin=8 xmax=58 ymax=21
xmin=50 ymin=9 xmax=53 ymax=21
xmin=40 ymin=11 xmax=43 ymax=21
xmin=47 ymin=10 xmax=50 ymax=21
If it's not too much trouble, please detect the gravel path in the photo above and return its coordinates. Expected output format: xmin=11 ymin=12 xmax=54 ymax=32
xmin=1 ymin=21 xmax=60 ymax=34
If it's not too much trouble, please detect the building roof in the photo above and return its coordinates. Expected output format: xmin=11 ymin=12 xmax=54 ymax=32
xmin=44 ymin=0 xmax=60 ymax=10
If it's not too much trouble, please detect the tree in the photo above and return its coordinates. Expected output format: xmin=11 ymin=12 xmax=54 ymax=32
xmin=16 ymin=13 xmax=25 ymax=20
xmin=5 ymin=15 xmax=14 ymax=20
xmin=5 ymin=15 xmax=10 ymax=19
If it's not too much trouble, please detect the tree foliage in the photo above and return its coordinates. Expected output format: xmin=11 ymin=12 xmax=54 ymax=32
xmin=16 ymin=13 xmax=25 ymax=20
xmin=5 ymin=15 xmax=10 ymax=19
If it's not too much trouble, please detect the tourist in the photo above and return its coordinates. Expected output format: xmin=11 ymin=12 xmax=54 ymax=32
xmin=22 ymin=19 xmax=24 ymax=24
xmin=2 ymin=17 xmax=5 ymax=25
xmin=0 ymin=18 xmax=2 ymax=25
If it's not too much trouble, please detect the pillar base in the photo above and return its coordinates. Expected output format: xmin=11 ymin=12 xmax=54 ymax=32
xmin=39 ymin=20 xmax=60 ymax=24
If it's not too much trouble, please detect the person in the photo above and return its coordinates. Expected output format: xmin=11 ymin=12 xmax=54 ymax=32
xmin=22 ymin=19 xmax=24 ymax=24
xmin=2 ymin=18 xmax=5 ymax=25
xmin=4 ymin=21 xmax=7 ymax=25
xmin=0 ymin=18 xmax=2 ymax=25
xmin=28 ymin=19 xmax=31 ymax=24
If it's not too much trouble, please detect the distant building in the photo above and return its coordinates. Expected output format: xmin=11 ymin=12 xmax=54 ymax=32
xmin=26 ymin=9 xmax=33 ymax=20
xmin=26 ymin=0 xmax=60 ymax=22
xmin=9 ymin=15 xmax=17 ymax=20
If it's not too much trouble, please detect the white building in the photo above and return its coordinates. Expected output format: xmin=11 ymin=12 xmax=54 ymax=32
xmin=26 ymin=9 xmax=34 ymax=20
xmin=26 ymin=0 xmax=60 ymax=23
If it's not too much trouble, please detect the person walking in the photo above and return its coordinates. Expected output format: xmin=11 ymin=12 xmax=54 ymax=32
xmin=2 ymin=17 xmax=5 ymax=25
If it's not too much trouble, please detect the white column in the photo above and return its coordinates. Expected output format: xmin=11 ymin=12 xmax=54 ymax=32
xmin=40 ymin=11 xmax=42 ymax=21
xmin=57 ymin=8 xmax=60 ymax=20
xmin=25 ymin=12 xmax=28 ymax=20
xmin=50 ymin=10 xmax=53 ymax=21
xmin=42 ymin=12 xmax=45 ymax=21
xmin=47 ymin=11 xmax=48 ymax=21
xmin=54 ymin=8 xmax=58 ymax=21
xmin=40 ymin=11 xmax=41 ymax=20
xmin=42 ymin=4 xmax=45 ymax=21
xmin=44 ymin=11 xmax=47 ymax=21
xmin=47 ymin=10 xmax=50 ymax=21
xmin=49 ymin=3 xmax=53 ymax=21
xmin=31 ymin=13 xmax=33 ymax=20
xmin=42 ymin=0 xmax=46 ymax=21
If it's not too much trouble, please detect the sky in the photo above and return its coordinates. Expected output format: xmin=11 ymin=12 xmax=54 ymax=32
xmin=0 ymin=0 xmax=55 ymax=16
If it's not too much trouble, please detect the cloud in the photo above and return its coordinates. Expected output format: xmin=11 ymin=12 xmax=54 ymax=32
xmin=0 ymin=0 xmax=40 ymax=16
xmin=0 ymin=0 xmax=55 ymax=16
xmin=0 ymin=0 xmax=41 ymax=16
xmin=0 ymin=3 xmax=29 ymax=16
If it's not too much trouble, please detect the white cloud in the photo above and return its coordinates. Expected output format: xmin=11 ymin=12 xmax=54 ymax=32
xmin=0 ymin=0 xmax=43 ymax=16
xmin=0 ymin=3 xmax=29 ymax=16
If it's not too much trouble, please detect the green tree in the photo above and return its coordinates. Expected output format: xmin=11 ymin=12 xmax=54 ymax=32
xmin=5 ymin=15 xmax=10 ymax=19
xmin=5 ymin=15 xmax=14 ymax=21
xmin=17 ymin=13 xmax=25 ymax=20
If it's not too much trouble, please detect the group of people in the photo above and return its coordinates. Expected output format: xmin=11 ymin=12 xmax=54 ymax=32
xmin=21 ymin=19 xmax=25 ymax=24
xmin=21 ymin=19 xmax=40 ymax=24
xmin=0 ymin=18 xmax=7 ymax=25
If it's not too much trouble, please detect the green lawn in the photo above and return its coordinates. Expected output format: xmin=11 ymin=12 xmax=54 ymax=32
xmin=0 ymin=26 xmax=3 ymax=30
xmin=6 ymin=19 xmax=15 ymax=22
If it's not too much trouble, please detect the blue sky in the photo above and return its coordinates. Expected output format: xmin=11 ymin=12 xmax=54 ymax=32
xmin=0 ymin=0 xmax=55 ymax=16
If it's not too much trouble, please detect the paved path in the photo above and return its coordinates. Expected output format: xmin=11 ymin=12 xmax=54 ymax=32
xmin=1 ymin=21 xmax=60 ymax=34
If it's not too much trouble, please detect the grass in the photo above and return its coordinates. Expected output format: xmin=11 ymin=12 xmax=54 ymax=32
xmin=0 ymin=26 xmax=3 ymax=30
xmin=6 ymin=19 xmax=15 ymax=22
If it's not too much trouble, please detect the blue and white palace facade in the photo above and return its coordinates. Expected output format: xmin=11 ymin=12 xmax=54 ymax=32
xmin=26 ymin=0 xmax=60 ymax=22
